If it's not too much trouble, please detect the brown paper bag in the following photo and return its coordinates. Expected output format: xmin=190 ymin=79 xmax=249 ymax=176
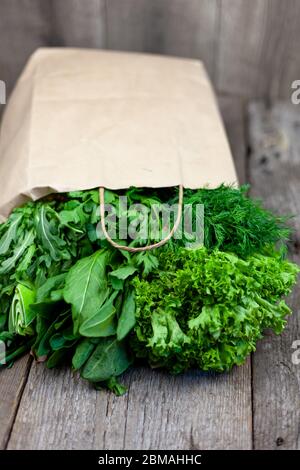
xmin=0 ymin=48 xmax=237 ymax=221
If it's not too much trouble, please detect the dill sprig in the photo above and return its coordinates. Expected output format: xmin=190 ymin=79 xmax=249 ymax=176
xmin=176 ymin=184 xmax=291 ymax=257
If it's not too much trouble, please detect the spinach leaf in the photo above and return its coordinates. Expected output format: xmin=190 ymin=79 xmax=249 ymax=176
xmin=109 ymin=265 xmax=137 ymax=290
xmin=109 ymin=265 xmax=137 ymax=280
xmin=117 ymin=289 xmax=136 ymax=341
xmin=79 ymin=291 xmax=118 ymax=337
xmin=36 ymin=273 xmax=67 ymax=302
xmin=63 ymin=250 xmax=109 ymax=334
xmin=47 ymin=349 xmax=70 ymax=368
xmin=81 ymin=337 xmax=132 ymax=382
xmin=72 ymin=338 xmax=98 ymax=370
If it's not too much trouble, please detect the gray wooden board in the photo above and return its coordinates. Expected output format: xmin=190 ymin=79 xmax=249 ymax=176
xmin=1 ymin=0 xmax=300 ymax=105
xmin=216 ymin=0 xmax=300 ymax=99
xmin=7 ymin=362 xmax=252 ymax=450
xmin=248 ymin=101 xmax=300 ymax=449
xmin=218 ymin=95 xmax=247 ymax=184
xmin=0 ymin=0 xmax=107 ymax=121
xmin=0 ymin=356 xmax=32 ymax=449
xmin=106 ymin=0 xmax=219 ymax=81
xmin=4 ymin=94 xmax=252 ymax=450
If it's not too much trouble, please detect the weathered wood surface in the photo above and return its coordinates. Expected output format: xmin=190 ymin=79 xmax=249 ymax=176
xmin=106 ymin=0 xmax=219 ymax=81
xmin=0 ymin=356 xmax=31 ymax=449
xmin=2 ymin=94 xmax=253 ymax=451
xmin=218 ymin=95 xmax=247 ymax=184
xmin=1 ymin=0 xmax=300 ymax=105
xmin=248 ymin=102 xmax=300 ymax=450
xmin=0 ymin=0 xmax=107 ymax=120
xmin=216 ymin=0 xmax=300 ymax=99
xmin=7 ymin=363 xmax=252 ymax=450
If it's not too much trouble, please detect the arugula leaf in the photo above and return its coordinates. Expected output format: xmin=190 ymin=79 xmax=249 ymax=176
xmin=0 ymin=213 xmax=22 ymax=255
xmin=0 ymin=230 xmax=35 ymax=274
xmin=16 ymin=244 xmax=36 ymax=274
xmin=35 ymin=206 xmax=68 ymax=261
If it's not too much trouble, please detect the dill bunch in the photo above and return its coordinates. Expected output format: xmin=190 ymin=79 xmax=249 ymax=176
xmin=178 ymin=185 xmax=291 ymax=257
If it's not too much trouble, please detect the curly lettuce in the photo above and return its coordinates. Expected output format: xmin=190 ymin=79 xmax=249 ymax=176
xmin=131 ymin=247 xmax=299 ymax=373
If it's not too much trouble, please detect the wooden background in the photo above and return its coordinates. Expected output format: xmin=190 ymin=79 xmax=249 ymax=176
xmin=0 ymin=0 xmax=300 ymax=450
xmin=1 ymin=0 xmax=300 ymax=100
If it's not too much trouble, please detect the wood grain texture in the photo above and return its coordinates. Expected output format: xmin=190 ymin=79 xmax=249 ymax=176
xmin=49 ymin=0 xmax=107 ymax=47
xmin=218 ymin=95 xmax=247 ymax=184
xmin=1 ymin=0 xmax=300 ymax=102
xmin=106 ymin=0 xmax=219 ymax=80
xmin=0 ymin=0 xmax=106 ymax=98
xmin=0 ymin=356 xmax=32 ymax=449
xmin=7 ymin=362 xmax=252 ymax=450
xmin=217 ymin=0 xmax=300 ymax=99
xmin=248 ymin=101 xmax=300 ymax=449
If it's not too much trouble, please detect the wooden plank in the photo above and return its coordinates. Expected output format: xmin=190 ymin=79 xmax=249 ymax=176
xmin=218 ymin=95 xmax=247 ymax=184
xmin=217 ymin=0 xmax=300 ymax=99
xmin=7 ymin=361 xmax=252 ymax=450
xmin=0 ymin=0 xmax=106 ymax=100
xmin=49 ymin=0 xmax=107 ymax=47
xmin=248 ymin=101 xmax=300 ymax=449
xmin=1 ymin=0 xmax=300 ymax=106
xmin=0 ymin=356 xmax=32 ymax=449
xmin=276 ymin=1 xmax=300 ymax=99
xmin=106 ymin=0 xmax=219 ymax=81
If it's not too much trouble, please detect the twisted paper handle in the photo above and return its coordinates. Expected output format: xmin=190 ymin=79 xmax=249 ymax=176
xmin=99 ymin=185 xmax=183 ymax=252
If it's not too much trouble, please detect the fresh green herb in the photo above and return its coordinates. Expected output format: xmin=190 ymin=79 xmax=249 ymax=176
xmin=0 ymin=185 xmax=298 ymax=393
xmin=131 ymin=247 xmax=299 ymax=372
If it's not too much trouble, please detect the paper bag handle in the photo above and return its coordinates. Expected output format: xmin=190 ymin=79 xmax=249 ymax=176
xmin=99 ymin=185 xmax=183 ymax=252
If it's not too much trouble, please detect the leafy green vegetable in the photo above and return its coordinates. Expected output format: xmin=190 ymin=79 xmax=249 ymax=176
xmin=0 ymin=185 xmax=298 ymax=394
xmin=72 ymin=338 xmax=98 ymax=370
xmin=117 ymin=289 xmax=136 ymax=341
xmin=0 ymin=230 xmax=35 ymax=274
xmin=131 ymin=247 xmax=299 ymax=373
xmin=63 ymin=250 xmax=109 ymax=334
xmin=36 ymin=273 xmax=67 ymax=302
xmin=174 ymin=185 xmax=291 ymax=257
xmin=8 ymin=283 xmax=36 ymax=336
xmin=79 ymin=291 xmax=118 ymax=337
xmin=0 ymin=213 xmax=22 ymax=255
xmin=81 ymin=337 xmax=132 ymax=382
